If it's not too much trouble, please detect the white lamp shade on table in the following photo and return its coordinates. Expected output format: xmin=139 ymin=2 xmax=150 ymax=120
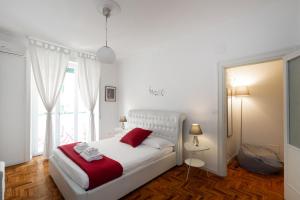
xmin=190 ymin=124 xmax=203 ymax=135
xmin=119 ymin=116 xmax=127 ymax=123
xmin=190 ymin=124 xmax=203 ymax=146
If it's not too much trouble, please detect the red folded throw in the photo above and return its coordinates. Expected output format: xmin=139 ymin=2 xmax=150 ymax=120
xmin=58 ymin=143 xmax=123 ymax=190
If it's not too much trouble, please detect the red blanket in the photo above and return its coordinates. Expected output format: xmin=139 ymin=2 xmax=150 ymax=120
xmin=58 ymin=143 xmax=123 ymax=190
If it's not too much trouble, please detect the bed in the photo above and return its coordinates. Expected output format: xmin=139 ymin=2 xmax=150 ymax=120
xmin=49 ymin=109 xmax=186 ymax=200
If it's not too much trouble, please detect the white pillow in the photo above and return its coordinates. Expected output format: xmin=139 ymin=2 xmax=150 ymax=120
xmin=142 ymin=136 xmax=175 ymax=149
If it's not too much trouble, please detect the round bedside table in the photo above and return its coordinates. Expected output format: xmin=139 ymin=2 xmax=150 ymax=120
xmin=184 ymin=158 xmax=205 ymax=167
xmin=184 ymin=142 xmax=209 ymax=181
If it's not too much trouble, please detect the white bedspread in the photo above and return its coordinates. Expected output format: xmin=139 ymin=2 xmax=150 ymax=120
xmin=52 ymin=136 xmax=173 ymax=189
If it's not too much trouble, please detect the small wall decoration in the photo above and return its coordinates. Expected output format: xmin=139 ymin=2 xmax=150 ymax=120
xmin=105 ymin=86 xmax=116 ymax=102
xmin=149 ymin=86 xmax=166 ymax=96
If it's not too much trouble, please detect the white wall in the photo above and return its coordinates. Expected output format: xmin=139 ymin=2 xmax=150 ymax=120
xmin=0 ymin=30 xmax=29 ymax=166
xmin=117 ymin=0 xmax=300 ymax=173
xmin=297 ymin=0 xmax=300 ymax=44
xmin=99 ymin=64 xmax=119 ymax=139
xmin=0 ymin=52 xmax=28 ymax=166
xmin=226 ymin=60 xmax=284 ymax=162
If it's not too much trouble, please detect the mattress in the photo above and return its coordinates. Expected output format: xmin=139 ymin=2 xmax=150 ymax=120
xmin=52 ymin=136 xmax=174 ymax=189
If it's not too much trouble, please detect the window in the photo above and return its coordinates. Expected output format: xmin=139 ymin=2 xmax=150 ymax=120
xmin=31 ymin=62 xmax=99 ymax=156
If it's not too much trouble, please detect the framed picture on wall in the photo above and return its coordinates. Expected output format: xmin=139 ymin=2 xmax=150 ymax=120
xmin=105 ymin=86 xmax=116 ymax=102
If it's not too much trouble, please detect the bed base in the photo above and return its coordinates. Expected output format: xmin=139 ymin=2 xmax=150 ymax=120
xmin=49 ymin=152 xmax=177 ymax=200
xmin=50 ymin=109 xmax=186 ymax=200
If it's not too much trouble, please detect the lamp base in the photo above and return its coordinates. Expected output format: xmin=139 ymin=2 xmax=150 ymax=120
xmin=121 ymin=122 xmax=125 ymax=130
xmin=193 ymin=136 xmax=199 ymax=146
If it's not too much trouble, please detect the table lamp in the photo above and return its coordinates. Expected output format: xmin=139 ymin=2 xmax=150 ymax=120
xmin=119 ymin=116 xmax=127 ymax=129
xmin=190 ymin=124 xmax=203 ymax=146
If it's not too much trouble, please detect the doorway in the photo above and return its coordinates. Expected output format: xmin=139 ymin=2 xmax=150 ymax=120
xmin=225 ymin=60 xmax=284 ymax=172
xmin=218 ymin=52 xmax=288 ymax=177
xmin=218 ymin=56 xmax=286 ymax=176
xmin=218 ymin=49 xmax=300 ymax=200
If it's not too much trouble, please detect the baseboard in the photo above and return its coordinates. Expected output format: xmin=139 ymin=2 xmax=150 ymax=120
xmin=202 ymin=166 xmax=219 ymax=176
xmin=4 ymin=159 xmax=29 ymax=167
xmin=286 ymin=183 xmax=300 ymax=200
xmin=227 ymin=154 xmax=237 ymax=165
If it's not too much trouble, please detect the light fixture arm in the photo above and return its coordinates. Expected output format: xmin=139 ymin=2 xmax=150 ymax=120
xmin=96 ymin=0 xmax=120 ymax=64
xmin=103 ymin=7 xmax=111 ymax=47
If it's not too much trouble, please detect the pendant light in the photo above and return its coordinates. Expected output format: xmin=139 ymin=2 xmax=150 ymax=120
xmin=96 ymin=0 xmax=120 ymax=64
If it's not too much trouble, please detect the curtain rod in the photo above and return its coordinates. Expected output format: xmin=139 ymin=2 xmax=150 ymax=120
xmin=27 ymin=36 xmax=97 ymax=57
xmin=0 ymin=50 xmax=24 ymax=57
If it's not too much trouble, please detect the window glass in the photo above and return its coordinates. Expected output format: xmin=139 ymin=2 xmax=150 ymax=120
xmin=288 ymin=57 xmax=300 ymax=148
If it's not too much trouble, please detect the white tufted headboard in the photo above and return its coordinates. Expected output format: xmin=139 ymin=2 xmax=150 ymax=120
xmin=127 ymin=109 xmax=186 ymax=165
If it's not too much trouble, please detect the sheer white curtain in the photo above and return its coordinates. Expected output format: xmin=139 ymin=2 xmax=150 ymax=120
xmin=29 ymin=40 xmax=70 ymax=158
xmin=77 ymin=56 xmax=101 ymax=142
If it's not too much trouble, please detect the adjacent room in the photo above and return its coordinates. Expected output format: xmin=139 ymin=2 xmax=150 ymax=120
xmin=226 ymin=60 xmax=284 ymax=176
xmin=1 ymin=0 xmax=300 ymax=200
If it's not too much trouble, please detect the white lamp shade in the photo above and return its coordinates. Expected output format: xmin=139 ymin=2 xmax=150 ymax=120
xmin=119 ymin=115 xmax=127 ymax=122
xmin=96 ymin=46 xmax=116 ymax=64
xmin=190 ymin=124 xmax=203 ymax=135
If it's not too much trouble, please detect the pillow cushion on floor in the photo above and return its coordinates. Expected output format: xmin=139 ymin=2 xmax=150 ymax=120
xmin=238 ymin=143 xmax=283 ymax=175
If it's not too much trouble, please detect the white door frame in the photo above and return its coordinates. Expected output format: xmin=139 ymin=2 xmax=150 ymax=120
xmin=283 ymin=50 xmax=300 ymax=200
xmin=217 ymin=46 xmax=299 ymax=176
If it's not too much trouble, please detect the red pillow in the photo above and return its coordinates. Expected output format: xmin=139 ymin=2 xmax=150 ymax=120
xmin=120 ymin=128 xmax=152 ymax=147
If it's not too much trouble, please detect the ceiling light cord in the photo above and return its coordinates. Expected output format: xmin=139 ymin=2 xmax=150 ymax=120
xmin=105 ymin=15 xmax=108 ymax=47
xmin=96 ymin=1 xmax=120 ymax=64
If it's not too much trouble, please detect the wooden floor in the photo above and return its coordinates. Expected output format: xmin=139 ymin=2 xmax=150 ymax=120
xmin=5 ymin=157 xmax=283 ymax=200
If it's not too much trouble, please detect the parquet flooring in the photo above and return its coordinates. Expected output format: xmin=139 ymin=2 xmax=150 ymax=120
xmin=5 ymin=157 xmax=283 ymax=200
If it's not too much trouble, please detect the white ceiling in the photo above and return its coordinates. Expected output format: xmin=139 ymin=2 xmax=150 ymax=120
xmin=0 ymin=0 xmax=122 ymax=53
xmin=0 ymin=0 xmax=191 ymax=56
xmin=0 ymin=0 xmax=285 ymax=57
